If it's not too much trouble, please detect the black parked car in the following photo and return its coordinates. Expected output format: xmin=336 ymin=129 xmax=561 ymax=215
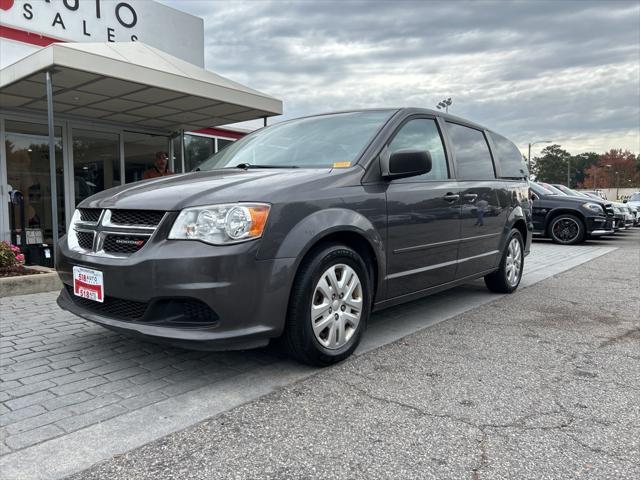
xmin=57 ymin=108 xmax=532 ymax=365
xmin=529 ymin=182 xmax=614 ymax=244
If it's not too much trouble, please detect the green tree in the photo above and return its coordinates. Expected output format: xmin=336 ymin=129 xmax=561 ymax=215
xmin=532 ymin=144 xmax=571 ymax=184
xmin=570 ymin=152 xmax=599 ymax=187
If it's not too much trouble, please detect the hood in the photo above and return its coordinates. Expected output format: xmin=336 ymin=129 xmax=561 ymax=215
xmin=540 ymin=194 xmax=597 ymax=206
xmin=80 ymin=168 xmax=330 ymax=211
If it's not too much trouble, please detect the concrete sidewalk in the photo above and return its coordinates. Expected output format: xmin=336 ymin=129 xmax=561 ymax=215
xmin=66 ymin=230 xmax=640 ymax=480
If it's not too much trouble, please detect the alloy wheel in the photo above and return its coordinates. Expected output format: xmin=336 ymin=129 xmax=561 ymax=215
xmin=310 ymin=263 xmax=363 ymax=349
xmin=552 ymin=217 xmax=580 ymax=243
xmin=505 ymin=237 xmax=522 ymax=287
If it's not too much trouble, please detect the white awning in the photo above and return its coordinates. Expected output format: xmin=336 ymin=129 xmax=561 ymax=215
xmin=0 ymin=42 xmax=283 ymax=132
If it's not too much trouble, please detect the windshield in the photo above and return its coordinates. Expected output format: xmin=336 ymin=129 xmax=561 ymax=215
xmin=539 ymin=182 xmax=565 ymax=195
xmin=567 ymin=187 xmax=587 ymax=197
xmin=630 ymin=193 xmax=640 ymax=201
xmin=553 ymin=184 xmax=582 ymax=196
xmin=531 ymin=182 xmax=555 ymax=195
xmin=584 ymin=192 xmax=603 ymax=200
xmin=196 ymin=110 xmax=394 ymax=170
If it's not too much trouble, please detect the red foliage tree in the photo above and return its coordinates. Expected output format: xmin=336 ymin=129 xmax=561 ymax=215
xmin=580 ymin=149 xmax=640 ymax=189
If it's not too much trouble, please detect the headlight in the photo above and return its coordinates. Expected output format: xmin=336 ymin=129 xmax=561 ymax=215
xmin=168 ymin=203 xmax=270 ymax=245
xmin=582 ymin=202 xmax=603 ymax=214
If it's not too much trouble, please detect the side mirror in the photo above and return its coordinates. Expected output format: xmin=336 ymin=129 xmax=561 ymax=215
xmin=381 ymin=149 xmax=432 ymax=180
xmin=623 ymin=199 xmax=628 ymax=203
xmin=530 ymin=192 xmax=538 ymax=201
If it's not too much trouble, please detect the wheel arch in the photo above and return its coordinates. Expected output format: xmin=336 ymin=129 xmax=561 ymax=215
xmin=272 ymin=208 xmax=386 ymax=305
xmin=544 ymin=208 xmax=586 ymax=234
xmin=501 ymin=206 xmax=529 ymax=257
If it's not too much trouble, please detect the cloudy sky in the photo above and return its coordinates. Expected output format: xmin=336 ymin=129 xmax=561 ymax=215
xmin=161 ymin=0 xmax=639 ymax=157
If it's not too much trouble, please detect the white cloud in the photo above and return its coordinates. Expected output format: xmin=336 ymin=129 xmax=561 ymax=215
xmin=160 ymin=0 xmax=640 ymax=154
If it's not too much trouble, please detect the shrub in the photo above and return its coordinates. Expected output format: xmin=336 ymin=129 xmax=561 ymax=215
xmin=0 ymin=241 xmax=25 ymax=269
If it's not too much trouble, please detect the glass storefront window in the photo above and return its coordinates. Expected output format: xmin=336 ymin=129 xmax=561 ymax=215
xmin=124 ymin=132 xmax=170 ymax=183
xmin=5 ymin=120 xmax=65 ymax=248
xmin=171 ymin=134 xmax=236 ymax=172
xmin=72 ymin=129 xmax=120 ymax=204
xmin=217 ymin=138 xmax=233 ymax=152
xmin=184 ymin=135 xmax=214 ymax=171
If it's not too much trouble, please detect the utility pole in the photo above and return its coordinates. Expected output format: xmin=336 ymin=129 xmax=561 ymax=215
xmin=567 ymin=158 xmax=571 ymax=187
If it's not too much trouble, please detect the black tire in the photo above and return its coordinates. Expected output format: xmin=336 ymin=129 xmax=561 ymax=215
xmin=283 ymin=244 xmax=371 ymax=366
xmin=484 ymin=229 xmax=524 ymax=294
xmin=548 ymin=214 xmax=586 ymax=245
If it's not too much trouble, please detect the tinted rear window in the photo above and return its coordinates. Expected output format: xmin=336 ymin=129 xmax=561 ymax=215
xmin=489 ymin=132 xmax=528 ymax=178
xmin=446 ymin=122 xmax=495 ymax=180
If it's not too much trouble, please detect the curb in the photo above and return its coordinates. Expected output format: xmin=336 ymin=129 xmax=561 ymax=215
xmin=0 ymin=267 xmax=61 ymax=298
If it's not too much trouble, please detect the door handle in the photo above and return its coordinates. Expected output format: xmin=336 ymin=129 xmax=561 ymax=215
xmin=443 ymin=193 xmax=460 ymax=202
xmin=463 ymin=193 xmax=478 ymax=200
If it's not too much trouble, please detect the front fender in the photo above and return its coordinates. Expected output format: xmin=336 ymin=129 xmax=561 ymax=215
xmin=262 ymin=207 xmax=386 ymax=295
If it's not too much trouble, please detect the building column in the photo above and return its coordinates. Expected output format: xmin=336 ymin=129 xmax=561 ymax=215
xmin=45 ymin=70 xmax=59 ymax=249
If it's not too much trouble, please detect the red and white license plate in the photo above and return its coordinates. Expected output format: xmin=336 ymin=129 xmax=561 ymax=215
xmin=73 ymin=266 xmax=104 ymax=303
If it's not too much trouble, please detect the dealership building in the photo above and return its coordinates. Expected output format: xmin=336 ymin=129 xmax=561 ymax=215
xmin=0 ymin=0 xmax=282 ymax=265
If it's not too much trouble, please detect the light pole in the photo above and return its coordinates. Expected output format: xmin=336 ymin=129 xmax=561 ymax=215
xmin=436 ymin=98 xmax=452 ymax=113
xmin=604 ymin=163 xmax=611 ymax=192
xmin=615 ymin=171 xmax=620 ymax=200
xmin=527 ymin=140 xmax=552 ymax=174
xmin=567 ymin=157 xmax=571 ymax=187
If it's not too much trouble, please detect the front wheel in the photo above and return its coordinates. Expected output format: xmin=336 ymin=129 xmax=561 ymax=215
xmin=549 ymin=214 xmax=585 ymax=245
xmin=283 ymin=244 xmax=371 ymax=366
xmin=484 ymin=229 xmax=524 ymax=293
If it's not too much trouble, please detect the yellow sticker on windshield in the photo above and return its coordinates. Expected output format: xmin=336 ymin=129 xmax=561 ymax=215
xmin=332 ymin=161 xmax=351 ymax=168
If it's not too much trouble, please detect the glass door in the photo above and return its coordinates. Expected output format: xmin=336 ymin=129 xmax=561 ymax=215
xmin=124 ymin=132 xmax=171 ymax=183
xmin=4 ymin=120 xmax=65 ymax=254
xmin=72 ymin=128 xmax=121 ymax=205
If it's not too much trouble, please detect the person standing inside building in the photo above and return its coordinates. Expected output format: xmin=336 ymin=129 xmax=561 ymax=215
xmin=143 ymin=152 xmax=173 ymax=179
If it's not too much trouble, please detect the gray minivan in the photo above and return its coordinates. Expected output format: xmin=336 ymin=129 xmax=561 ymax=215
xmin=56 ymin=108 xmax=533 ymax=365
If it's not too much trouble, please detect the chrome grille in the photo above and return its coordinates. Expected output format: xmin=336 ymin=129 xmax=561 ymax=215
xmin=70 ymin=208 xmax=165 ymax=257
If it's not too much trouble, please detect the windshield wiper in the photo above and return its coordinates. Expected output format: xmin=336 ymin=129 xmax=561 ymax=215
xmin=234 ymin=163 xmax=299 ymax=170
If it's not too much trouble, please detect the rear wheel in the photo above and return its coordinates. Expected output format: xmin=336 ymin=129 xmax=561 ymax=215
xmin=548 ymin=214 xmax=585 ymax=245
xmin=283 ymin=244 xmax=371 ymax=366
xmin=484 ymin=229 xmax=524 ymax=293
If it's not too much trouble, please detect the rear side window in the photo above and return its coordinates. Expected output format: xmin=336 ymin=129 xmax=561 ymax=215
xmin=489 ymin=132 xmax=528 ymax=178
xmin=388 ymin=118 xmax=448 ymax=181
xmin=445 ymin=122 xmax=495 ymax=180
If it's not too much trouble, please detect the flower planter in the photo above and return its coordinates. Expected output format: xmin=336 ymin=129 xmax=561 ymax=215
xmin=0 ymin=266 xmax=62 ymax=298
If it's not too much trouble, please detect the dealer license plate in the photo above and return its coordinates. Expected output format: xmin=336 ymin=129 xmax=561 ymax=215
xmin=73 ymin=266 xmax=104 ymax=303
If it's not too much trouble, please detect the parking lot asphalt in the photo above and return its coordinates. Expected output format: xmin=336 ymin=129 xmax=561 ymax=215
xmin=60 ymin=229 xmax=640 ymax=480
xmin=0 ymin=230 xmax=637 ymax=479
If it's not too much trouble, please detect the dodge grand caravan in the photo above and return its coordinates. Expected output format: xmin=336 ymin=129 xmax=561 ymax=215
xmin=56 ymin=108 xmax=533 ymax=365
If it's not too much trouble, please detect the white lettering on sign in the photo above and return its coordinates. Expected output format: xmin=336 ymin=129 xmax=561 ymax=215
xmin=0 ymin=0 xmax=204 ymax=66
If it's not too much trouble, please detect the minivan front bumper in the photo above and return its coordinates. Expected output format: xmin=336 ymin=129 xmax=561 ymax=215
xmin=56 ymin=236 xmax=296 ymax=350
